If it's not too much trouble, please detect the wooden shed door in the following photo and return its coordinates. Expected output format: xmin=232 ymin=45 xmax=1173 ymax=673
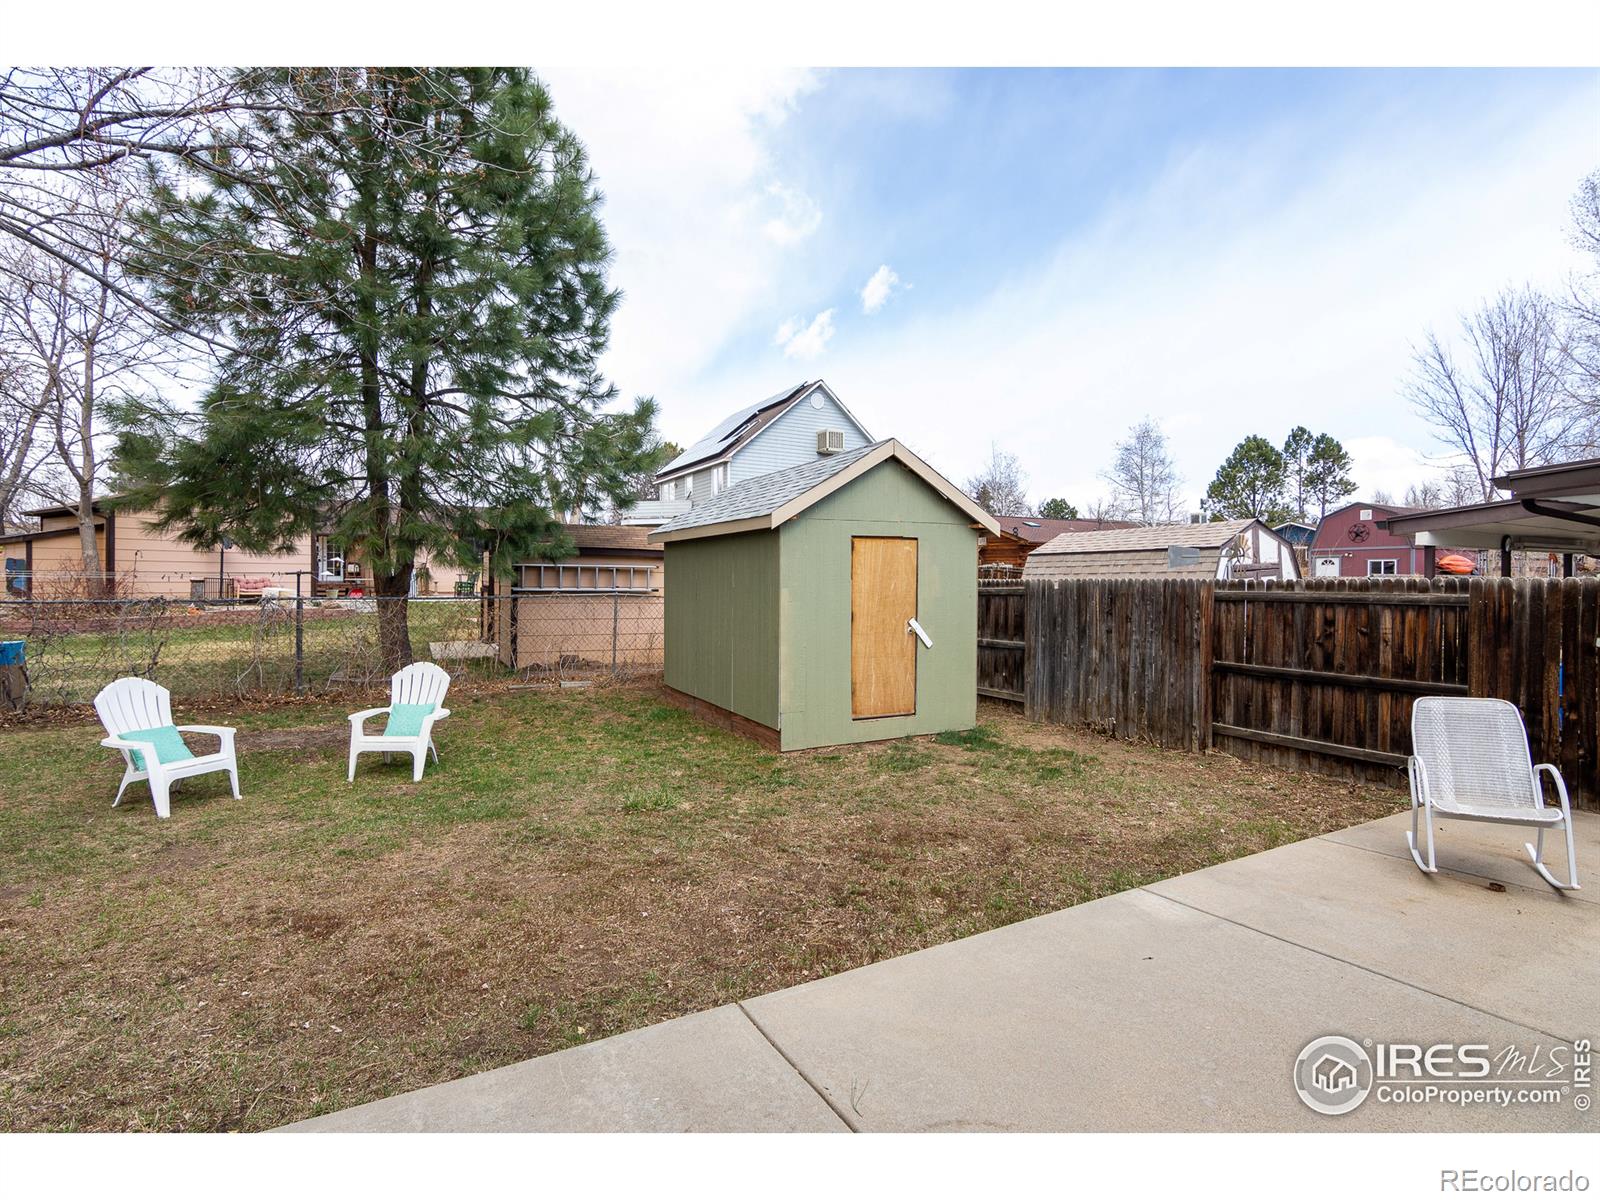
xmin=851 ymin=536 xmax=918 ymax=719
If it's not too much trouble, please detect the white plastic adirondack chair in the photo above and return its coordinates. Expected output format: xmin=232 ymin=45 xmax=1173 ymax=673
xmin=1408 ymin=697 xmax=1580 ymax=891
xmin=93 ymin=678 xmax=239 ymax=819
xmin=348 ymin=662 xmax=452 ymax=782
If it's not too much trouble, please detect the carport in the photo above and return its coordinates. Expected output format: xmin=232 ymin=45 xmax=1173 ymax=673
xmin=1384 ymin=456 xmax=1600 ymax=577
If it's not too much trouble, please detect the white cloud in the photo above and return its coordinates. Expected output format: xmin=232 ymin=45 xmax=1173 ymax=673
xmin=775 ymin=309 xmax=836 ymax=359
xmin=535 ymin=67 xmax=821 ymax=414
xmin=1345 ymin=435 xmax=1449 ymax=504
xmin=762 ymin=182 xmax=823 ymax=246
xmin=696 ymin=79 xmax=1597 ymax=513
xmin=859 ymin=264 xmax=902 ymax=314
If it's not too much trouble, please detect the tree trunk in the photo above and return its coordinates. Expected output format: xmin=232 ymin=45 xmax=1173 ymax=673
xmin=373 ymin=563 xmax=415 ymax=672
xmin=75 ymin=484 xmax=102 ymax=598
xmin=75 ymin=306 xmax=104 ymax=597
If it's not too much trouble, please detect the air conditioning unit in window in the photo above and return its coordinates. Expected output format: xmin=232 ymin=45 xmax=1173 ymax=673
xmin=817 ymin=429 xmax=845 ymax=455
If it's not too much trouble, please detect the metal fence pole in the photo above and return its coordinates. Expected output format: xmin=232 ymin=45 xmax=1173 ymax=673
xmin=612 ymin=591 xmax=619 ymax=675
xmin=294 ymin=594 xmax=305 ymax=695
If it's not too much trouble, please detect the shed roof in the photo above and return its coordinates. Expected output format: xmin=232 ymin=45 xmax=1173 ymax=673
xmin=1032 ymin=518 xmax=1258 ymax=556
xmin=561 ymin=523 xmax=660 ymax=554
xmin=991 ymin=515 xmax=1137 ymax=544
xmin=649 ymin=440 xmax=1000 ymax=544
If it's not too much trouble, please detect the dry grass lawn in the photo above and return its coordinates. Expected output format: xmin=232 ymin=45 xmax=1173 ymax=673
xmin=0 ymin=685 xmax=1404 ymax=1131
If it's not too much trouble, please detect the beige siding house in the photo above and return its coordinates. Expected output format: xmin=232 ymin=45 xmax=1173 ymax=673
xmin=8 ymin=500 xmax=475 ymax=598
xmin=1023 ymin=518 xmax=1301 ymax=582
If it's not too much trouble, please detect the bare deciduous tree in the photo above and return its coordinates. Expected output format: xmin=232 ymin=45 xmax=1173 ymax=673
xmin=0 ymin=175 xmax=176 ymax=591
xmin=0 ymin=292 xmax=56 ymax=527
xmin=964 ymin=444 xmax=1033 ymax=516
xmin=1085 ymin=495 xmax=1129 ymax=523
xmin=1403 ymin=480 xmax=1443 ymax=509
xmin=1441 ymin=463 xmax=1481 ymax=508
xmin=1405 ymin=286 xmax=1574 ymax=500
xmin=1562 ymin=170 xmax=1600 ymax=441
xmin=1101 ymin=416 xmax=1181 ymax=525
xmin=0 ymin=68 xmax=361 ymax=358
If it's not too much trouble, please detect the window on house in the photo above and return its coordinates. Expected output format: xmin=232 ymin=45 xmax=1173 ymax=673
xmin=1367 ymin=559 xmax=1398 ymax=576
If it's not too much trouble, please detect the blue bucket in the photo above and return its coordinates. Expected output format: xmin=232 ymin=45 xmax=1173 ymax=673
xmin=0 ymin=640 xmax=23 ymax=666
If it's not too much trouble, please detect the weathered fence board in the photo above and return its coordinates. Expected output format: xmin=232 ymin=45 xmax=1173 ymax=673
xmin=1024 ymin=578 xmax=1212 ymax=750
xmin=977 ymin=584 xmax=1025 ymax=702
xmin=1212 ymin=577 xmax=1473 ymax=781
xmin=1014 ymin=574 xmax=1596 ymax=809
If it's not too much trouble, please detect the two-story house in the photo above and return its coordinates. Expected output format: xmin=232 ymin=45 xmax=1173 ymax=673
xmin=494 ymin=382 xmax=874 ymax=667
xmin=624 ymin=381 xmax=874 ymax=525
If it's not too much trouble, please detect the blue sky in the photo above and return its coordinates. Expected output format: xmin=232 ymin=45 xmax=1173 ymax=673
xmin=540 ymin=68 xmax=1600 ymax=510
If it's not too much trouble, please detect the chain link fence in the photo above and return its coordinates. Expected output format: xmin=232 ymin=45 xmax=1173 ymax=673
xmin=487 ymin=590 xmax=664 ymax=680
xmin=0 ymin=592 xmax=664 ymax=710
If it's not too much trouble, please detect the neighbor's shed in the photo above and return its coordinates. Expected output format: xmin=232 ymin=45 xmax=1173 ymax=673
xmin=1023 ymin=517 xmax=1301 ymax=582
xmin=649 ymin=439 xmax=999 ymax=751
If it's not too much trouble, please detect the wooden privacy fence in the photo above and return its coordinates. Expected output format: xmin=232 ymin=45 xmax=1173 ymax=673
xmin=977 ymin=583 xmax=1025 ymax=703
xmin=1211 ymin=578 xmax=1469 ymax=775
xmin=1022 ymin=578 xmax=1212 ymax=750
xmin=1015 ymin=576 xmax=1600 ymax=809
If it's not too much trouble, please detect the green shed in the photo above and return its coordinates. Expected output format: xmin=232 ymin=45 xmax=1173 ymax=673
xmin=649 ymin=439 xmax=1000 ymax=751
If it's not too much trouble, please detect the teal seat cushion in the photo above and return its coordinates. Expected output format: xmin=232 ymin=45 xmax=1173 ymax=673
xmin=383 ymin=703 xmax=436 ymax=738
xmin=123 ymin=725 xmax=194 ymax=771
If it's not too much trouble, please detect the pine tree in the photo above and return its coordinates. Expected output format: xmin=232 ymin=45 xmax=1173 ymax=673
xmin=1038 ymin=497 xmax=1079 ymax=520
xmin=1282 ymin=426 xmax=1315 ymax=522
xmin=1305 ymin=433 xmax=1357 ymax=519
xmin=114 ymin=69 xmax=658 ymax=667
xmin=1203 ymin=435 xmax=1290 ymax=523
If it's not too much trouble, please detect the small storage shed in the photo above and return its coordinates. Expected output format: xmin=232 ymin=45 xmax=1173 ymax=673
xmin=649 ymin=439 xmax=999 ymax=751
xmin=1023 ymin=517 xmax=1300 ymax=582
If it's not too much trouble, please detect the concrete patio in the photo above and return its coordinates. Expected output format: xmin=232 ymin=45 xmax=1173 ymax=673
xmin=285 ymin=810 xmax=1597 ymax=1133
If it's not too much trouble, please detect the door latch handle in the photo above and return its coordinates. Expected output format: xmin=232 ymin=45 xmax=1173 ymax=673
xmin=907 ymin=617 xmax=932 ymax=648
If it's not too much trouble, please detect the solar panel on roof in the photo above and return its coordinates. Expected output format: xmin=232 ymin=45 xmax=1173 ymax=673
xmin=657 ymin=383 xmax=809 ymax=476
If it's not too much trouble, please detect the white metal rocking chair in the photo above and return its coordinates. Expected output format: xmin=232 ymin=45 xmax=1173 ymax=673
xmin=1408 ymin=697 xmax=1580 ymax=891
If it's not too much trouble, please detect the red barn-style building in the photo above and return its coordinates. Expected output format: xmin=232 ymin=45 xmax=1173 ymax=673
xmin=1309 ymin=501 xmax=1428 ymax=577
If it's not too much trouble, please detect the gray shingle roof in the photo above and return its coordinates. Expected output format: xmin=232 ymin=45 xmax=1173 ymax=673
xmin=1032 ymin=517 xmax=1258 ymax=555
xmin=657 ymin=383 xmax=809 ymax=478
xmin=651 ymin=441 xmax=886 ymax=535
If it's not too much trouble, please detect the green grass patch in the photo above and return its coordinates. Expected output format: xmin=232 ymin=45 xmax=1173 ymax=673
xmin=0 ymin=686 xmax=1404 ymax=1132
xmin=934 ymin=724 xmax=1003 ymax=750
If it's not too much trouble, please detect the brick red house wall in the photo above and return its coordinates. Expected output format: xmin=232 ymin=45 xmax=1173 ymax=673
xmin=1309 ymin=501 xmax=1429 ymax=577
